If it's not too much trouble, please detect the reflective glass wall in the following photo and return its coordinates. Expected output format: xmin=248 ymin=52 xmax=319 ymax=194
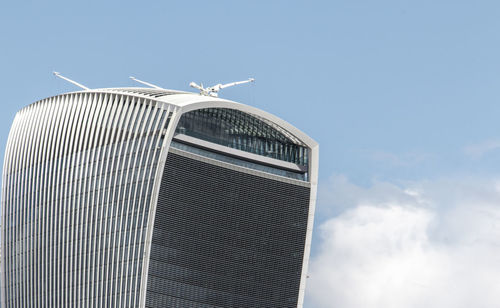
xmin=176 ymin=108 xmax=309 ymax=167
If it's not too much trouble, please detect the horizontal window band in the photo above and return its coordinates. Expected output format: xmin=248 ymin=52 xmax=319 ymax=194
xmin=173 ymin=133 xmax=307 ymax=174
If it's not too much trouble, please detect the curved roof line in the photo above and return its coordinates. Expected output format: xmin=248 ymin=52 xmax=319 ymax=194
xmin=35 ymin=87 xmax=318 ymax=149
xmin=163 ymin=94 xmax=317 ymax=149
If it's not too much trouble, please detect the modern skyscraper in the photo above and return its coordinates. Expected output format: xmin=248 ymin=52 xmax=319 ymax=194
xmin=1 ymin=85 xmax=318 ymax=307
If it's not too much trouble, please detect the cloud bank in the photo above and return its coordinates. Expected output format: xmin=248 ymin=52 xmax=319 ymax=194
xmin=305 ymin=176 xmax=500 ymax=308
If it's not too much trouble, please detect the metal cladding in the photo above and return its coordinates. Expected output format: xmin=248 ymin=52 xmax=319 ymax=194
xmin=1 ymin=87 xmax=319 ymax=308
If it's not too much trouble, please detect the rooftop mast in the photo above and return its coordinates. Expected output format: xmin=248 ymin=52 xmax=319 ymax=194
xmin=190 ymin=78 xmax=255 ymax=97
xmin=129 ymin=76 xmax=165 ymax=90
xmin=53 ymin=72 xmax=89 ymax=90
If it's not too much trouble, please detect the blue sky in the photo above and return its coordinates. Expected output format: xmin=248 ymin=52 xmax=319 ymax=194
xmin=2 ymin=1 xmax=500 ymax=307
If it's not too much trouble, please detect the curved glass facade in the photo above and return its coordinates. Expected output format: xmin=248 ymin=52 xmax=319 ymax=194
xmin=176 ymin=108 xmax=309 ymax=167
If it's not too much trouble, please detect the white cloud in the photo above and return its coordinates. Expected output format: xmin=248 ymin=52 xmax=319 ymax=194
xmin=305 ymin=176 xmax=500 ymax=308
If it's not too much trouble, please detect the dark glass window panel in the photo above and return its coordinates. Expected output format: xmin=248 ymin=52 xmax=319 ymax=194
xmin=145 ymin=151 xmax=310 ymax=308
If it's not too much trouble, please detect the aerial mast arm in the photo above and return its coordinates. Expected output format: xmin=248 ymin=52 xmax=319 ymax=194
xmin=190 ymin=78 xmax=255 ymax=97
xmin=219 ymin=78 xmax=255 ymax=89
xmin=129 ymin=76 xmax=165 ymax=89
xmin=189 ymin=82 xmax=205 ymax=92
xmin=53 ymin=72 xmax=89 ymax=90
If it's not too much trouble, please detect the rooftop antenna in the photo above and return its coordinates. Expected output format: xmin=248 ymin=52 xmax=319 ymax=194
xmin=190 ymin=78 xmax=255 ymax=97
xmin=53 ymin=72 xmax=89 ymax=90
xmin=129 ymin=76 xmax=165 ymax=90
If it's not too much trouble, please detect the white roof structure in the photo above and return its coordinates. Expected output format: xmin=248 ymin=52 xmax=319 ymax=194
xmin=82 ymin=87 xmax=317 ymax=148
